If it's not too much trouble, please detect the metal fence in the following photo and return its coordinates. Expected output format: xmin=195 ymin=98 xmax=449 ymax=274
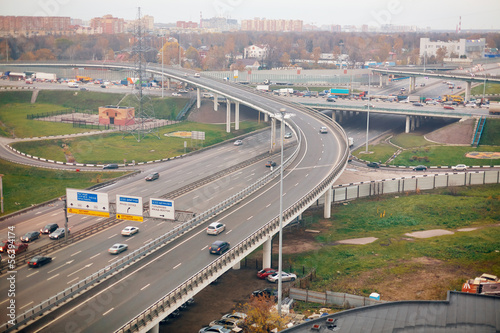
xmin=289 ymin=288 xmax=385 ymax=308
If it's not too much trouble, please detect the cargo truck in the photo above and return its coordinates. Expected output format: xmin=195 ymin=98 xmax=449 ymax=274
xmin=489 ymin=102 xmax=500 ymax=115
xmin=256 ymin=85 xmax=270 ymax=92
xmin=330 ymin=88 xmax=350 ymax=96
xmin=33 ymin=72 xmax=57 ymax=81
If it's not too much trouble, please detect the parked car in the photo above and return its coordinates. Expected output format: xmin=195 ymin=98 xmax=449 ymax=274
xmin=452 ymin=164 xmax=468 ymax=171
xmin=198 ymin=325 xmax=231 ymax=333
xmin=121 ymin=226 xmax=139 ymax=236
xmin=265 ymin=160 xmax=277 ymax=167
xmin=49 ymin=228 xmax=70 ymax=239
xmin=27 ymin=255 xmax=52 ymax=268
xmin=207 ymin=222 xmax=225 ymax=235
xmin=367 ymin=162 xmax=381 ymax=168
xmin=0 ymin=240 xmax=28 ymax=254
xmin=209 ymin=240 xmax=230 ymax=255
xmin=252 ymin=287 xmax=277 ymax=298
xmin=209 ymin=318 xmax=243 ymax=329
xmin=20 ymin=231 xmax=41 ymax=242
xmin=413 ymin=165 xmax=427 ymax=171
xmin=40 ymin=223 xmax=59 ymax=234
xmin=109 ymin=243 xmax=128 ymax=254
xmin=234 ymin=140 xmax=243 ymax=146
xmin=221 ymin=312 xmax=247 ymax=321
xmin=319 ymin=126 xmax=328 ymax=134
xmin=426 ymin=100 xmax=438 ymax=105
xmin=266 ymin=272 xmax=297 ymax=283
xmin=172 ymin=92 xmax=181 ymax=96
xmin=257 ymin=268 xmax=278 ymax=279
xmin=103 ymin=164 xmax=119 ymax=169
xmin=465 ymin=103 xmax=477 ymax=108
xmin=284 ymin=132 xmax=292 ymax=139
xmin=145 ymin=172 xmax=159 ymax=181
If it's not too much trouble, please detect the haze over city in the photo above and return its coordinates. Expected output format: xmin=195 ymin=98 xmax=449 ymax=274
xmin=1 ymin=0 xmax=499 ymax=30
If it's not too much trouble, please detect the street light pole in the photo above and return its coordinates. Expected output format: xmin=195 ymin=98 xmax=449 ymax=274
xmin=0 ymin=174 xmax=4 ymax=214
xmin=277 ymin=108 xmax=285 ymax=316
xmin=161 ymin=36 xmax=164 ymax=98
xmin=365 ymin=72 xmax=371 ymax=153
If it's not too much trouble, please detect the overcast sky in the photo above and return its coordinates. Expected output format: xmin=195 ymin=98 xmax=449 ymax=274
xmin=1 ymin=0 xmax=499 ymax=30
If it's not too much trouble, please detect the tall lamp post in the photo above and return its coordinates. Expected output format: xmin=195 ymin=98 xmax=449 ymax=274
xmin=161 ymin=36 xmax=165 ymax=98
xmin=365 ymin=72 xmax=371 ymax=153
xmin=0 ymin=174 xmax=4 ymax=214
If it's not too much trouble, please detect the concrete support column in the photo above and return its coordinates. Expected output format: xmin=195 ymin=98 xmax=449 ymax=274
xmin=147 ymin=323 xmax=159 ymax=333
xmin=410 ymin=116 xmax=415 ymax=131
xmin=409 ymin=76 xmax=416 ymax=93
xmin=337 ymin=110 xmax=343 ymax=123
xmin=270 ymin=117 xmax=276 ymax=153
xmin=264 ymin=113 xmax=269 ymax=122
xmin=232 ymin=260 xmax=241 ymax=270
xmin=196 ymin=88 xmax=201 ymax=109
xmin=262 ymin=238 xmax=272 ymax=269
xmin=235 ymin=102 xmax=240 ymax=130
xmin=226 ymin=99 xmax=231 ymax=133
xmin=465 ymin=81 xmax=472 ymax=102
xmin=214 ymin=93 xmax=218 ymax=111
xmin=405 ymin=115 xmax=410 ymax=133
xmin=416 ymin=116 xmax=420 ymax=128
xmin=324 ymin=187 xmax=332 ymax=218
xmin=167 ymin=78 xmax=171 ymax=90
xmin=331 ymin=111 xmax=336 ymax=122
xmin=379 ymin=74 xmax=383 ymax=87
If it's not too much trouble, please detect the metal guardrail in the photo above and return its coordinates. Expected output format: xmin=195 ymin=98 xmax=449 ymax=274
xmin=4 ymin=120 xmax=303 ymax=333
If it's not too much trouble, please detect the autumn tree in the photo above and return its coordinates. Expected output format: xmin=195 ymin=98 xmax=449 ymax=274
xmin=35 ymin=48 xmax=56 ymax=60
xmin=280 ymin=52 xmax=291 ymax=67
xmin=237 ymin=296 xmax=287 ymax=333
xmin=435 ymin=47 xmax=447 ymax=63
xmin=312 ymin=46 xmax=321 ymax=64
xmin=185 ymin=46 xmax=202 ymax=68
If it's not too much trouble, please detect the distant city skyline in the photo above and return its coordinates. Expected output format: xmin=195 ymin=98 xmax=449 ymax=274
xmin=1 ymin=0 xmax=499 ymax=31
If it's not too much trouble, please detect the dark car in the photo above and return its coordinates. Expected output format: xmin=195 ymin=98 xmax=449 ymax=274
xmin=209 ymin=240 xmax=230 ymax=255
xmin=27 ymin=256 xmax=52 ymax=268
xmin=103 ymin=164 xmax=119 ymax=169
xmin=49 ymin=228 xmax=70 ymax=240
xmin=252 ymin=287 xmax=278 ymax=299
xmin=413 ymin=102 xmax=424 ymax=107
xmin=367 ymin=162 xmax=381 ymax=168
xmin=40 ymin=223 xmax=59 ymax=234
xmin=265 ymin=161 xmax=277 ymax=167
xmin=20 ymin=231 xmax=41 ymax=243
xmin=326 ymin=97 xmax=337 ymax=102
xmin=413 ymin=165 xmax=427 ymax=171
xmin=145 ymin=172 xmax=159 ymax=181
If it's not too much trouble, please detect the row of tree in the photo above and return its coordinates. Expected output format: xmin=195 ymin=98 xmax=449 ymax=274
xmin=1 ymin=31 xmax=498 ymax=71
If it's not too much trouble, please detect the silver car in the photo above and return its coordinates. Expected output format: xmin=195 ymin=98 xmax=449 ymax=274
xmin=108 ymin=243 xmax=128 ymax=254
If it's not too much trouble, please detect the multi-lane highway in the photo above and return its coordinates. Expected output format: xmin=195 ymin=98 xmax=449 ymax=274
xmin=1 ymin=65 xmax=348 ymax=332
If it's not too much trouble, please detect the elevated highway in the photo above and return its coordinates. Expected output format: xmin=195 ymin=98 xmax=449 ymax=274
xmin=1 ymin=63 xmax=349 ymax=332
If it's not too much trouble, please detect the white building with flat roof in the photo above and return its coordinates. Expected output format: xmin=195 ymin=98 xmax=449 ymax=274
xmin=420 ymin=38 xmax=486 ymax=59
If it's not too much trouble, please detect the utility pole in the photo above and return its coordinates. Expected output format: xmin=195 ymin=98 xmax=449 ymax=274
xmin=0 ymin=174 xmax=4 ymax=214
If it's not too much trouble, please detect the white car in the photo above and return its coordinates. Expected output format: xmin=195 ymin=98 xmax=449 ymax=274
xmin=121 ymin=226 xmax=139 ymax=236
xmin=194 ymin=73 xmax=201 ymax=78
xmin=452 ymin=164 xmax=467 ymax=171
xmin=109 ymin=243 xmax=128 ymax=254
xmin=207 ymin=222 xmax=225 ymax=235
xmin=266 ymin=272 xmax=297 ymax=283
xmin=319 ymin=127 xmax=328 ymax=134
xmin=172 ymin=92 xmax=181 ymax=96
xmin=234 ymin=140 xmax=243 ymax=146
xmin=465 ymin=103 xmax=477 ymax=108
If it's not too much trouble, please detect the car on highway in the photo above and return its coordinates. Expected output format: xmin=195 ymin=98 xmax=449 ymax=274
xmin=465 ymin=102 xmax=477 ymax=108
xmin=209 ymin=240 xmax=230 ymax=255
xmin=27 ymin=255 xmax=52 ymax=268
xmin=172 ymin=92 xmax=181 ymax=96
xmin=209 ymin=318 xmax=243 ymax=329
xmin=79 ymin=87 xmax=88 ymax=91
xmin=265 ymin=160 xmax=277 ymax=167
xmin=326 ymin=97 xmax=336 ymax=102
xmin=266 ymin=271 xmax=297 ymax=283
xmin=443 ymin=105 xmax=455 ymax=110
xmin=257 ymin=268 xmax=278 ymax=279
xmin=20 ymin=231 xmax=41 ymax=243
xmin=40 ymin=223 xmax=59 ymax=234
xmin=121 ymin=226 xmax=139 ymax=236
xmin=452 ymin=164 xmax=468 ymax=171
xmin=145 ymin=172 xmax=159 ymax=181
xmin=194 ymin=73 xmax=201 ymax=78
xmin=367 ymin=162 xmax=381 ymax=168
xmin=284 ymin=132 xmax=292 ymax=139
xmin=207 ymin=222 xmax=225 ymax=235
xmin=319 ymin=126 xmax=328 ymax=134
xmin=0 ymin=240 xmax=28 ymax=254
xmin=109 ymin=243 xmax=128 ymax=254
xmin=234 ymin=139 xmax=243 ymax=146
xmin=103 ymin=164 xmax=119 ymax=169
xmin=198 ymin=325 xmax=231 ymax=333
xmin=426 ymin=100 xmax=439 ymax=105
xmin=413 ymin=102 xmax=424 ymax=107
xmin=49 ymin=228 xmax=70 ymax=239
xmin=413 ymin=165 xmax=427 ymax=171
xmin=364 ymin=103 xmax=375 ymax=108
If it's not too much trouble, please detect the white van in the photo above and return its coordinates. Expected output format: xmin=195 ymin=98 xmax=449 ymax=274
xmin=68 ymin=82 xmax=79 ymax=88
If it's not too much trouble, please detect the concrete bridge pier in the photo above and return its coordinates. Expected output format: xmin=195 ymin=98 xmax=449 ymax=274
xmin=405 ymin=115 xmax=411 ymax=133
xmin=416 ymin=116 xmax=421 ymax=128
xmin=226 ymin=99 xmax=231 ymax=133
xmin=167 ymin=78 xmax=171 ymax=90
xmin=233 ymin=260 xmax=241 ymax=270
xmin=214 ymin=93 xmax=218 ymax=111
xmin=411 ymin=116 xmax=416 ymax=131
xmin=147 ymin=324 xmax=159 ymax=333
xmin=324 ymin=187 xmax=332 ymax=218
xmin=337 ymin=111 xmax=343 ymax=123
xmin=465 ymin=81 xmax=472 ymax=102
xmin=197 ymin=88 xmax=201 ymax=109
xmin=331 ymin=110 xmax=336 ymax=122
xmin=235 ymin=102 xmax=240 ymax=130
xmin=264 ymin=113 xmax=269 ymax=122
xmin=262 ymin=238 xmax=272 ymax=269
xmin=409 ymin=76 xmax=416 ymax=93
xmin=270 ymin=117 xmax=277 ymax=153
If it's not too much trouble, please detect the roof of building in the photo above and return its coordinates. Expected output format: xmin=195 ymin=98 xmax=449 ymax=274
xmin=281 ymin=291 xmax=500 ymax=333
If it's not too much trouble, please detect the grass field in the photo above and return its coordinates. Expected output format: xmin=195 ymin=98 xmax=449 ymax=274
xmin=0 ymin=158 xmax=127 ymax=216
xmin=284 ymin=184 xmax=500 ymax=299
xmin=11 ymin=121 xmax=268 ymax=164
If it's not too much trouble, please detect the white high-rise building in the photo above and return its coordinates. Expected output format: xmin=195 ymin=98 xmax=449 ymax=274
xmin=420 ymin=38 xmax=486 ymax=59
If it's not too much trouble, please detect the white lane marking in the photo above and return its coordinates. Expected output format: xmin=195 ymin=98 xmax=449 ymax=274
xmin=200 ymin=245 xmax=208 ymax=251
xmin=226 ymin=230 xmax=232 ymax=234
xmin=27 ymin=271 xmax=39 ymax=278
xmin=193 ymin=195 xmax=199 ymax=199
xmin=247 ymin=216 xmax=253 ymax=220
xmin=173 ymin=263 xmax=181 ymax=269
xmin=67 ymin=277 xmax=79 ymax=284
xmin=295 ymin=183 xmax=299 ymax=186
xmin=89 ymin=253 xmax=101 ymax=260
xmin=47 ymin=273 xmax=60 ymax=281
xmin=108 ymin=234 xmax=117 ymax=239
xmin=20 ymin=301 xmax=34 ymax=310
xmin=47 ymin=260 xmax=73 ymax=274
xmin=102 ymin=308 xmax=114 ymax=316
xmin=35 ymin=212 xmax=42 ymax=215
xmin=68 ymin=263 xmax=94 ymax=277
xmin=51 ymin=212 xmax=59 ymax=216
xmin=140 ymin=284 xmax=150 ymax=291
xmin=71 ymin=251 xmax=82 ymax=257
xmin=143 ymin=238 xmax=153 ymax=244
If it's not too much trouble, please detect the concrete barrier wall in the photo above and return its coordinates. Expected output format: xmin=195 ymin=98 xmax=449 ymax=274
xmin=289 ymin=288 xmax=385 ymax=308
